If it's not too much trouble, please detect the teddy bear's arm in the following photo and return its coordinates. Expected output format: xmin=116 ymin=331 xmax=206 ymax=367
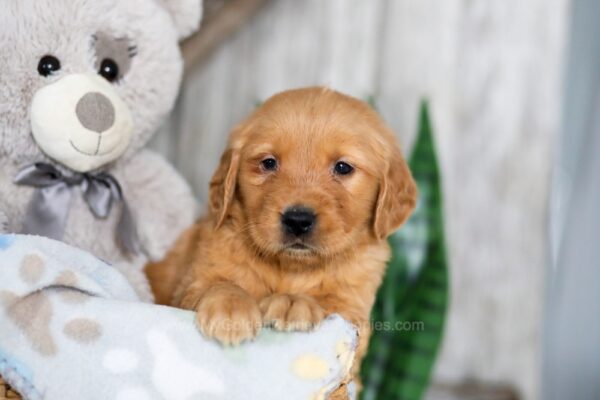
xmin=118 ymin=149 xmax=198 ymax=262
xmin=0 ymin=208 xmax=8 ymax=233
xmin=0 ymin=199 xmax=9 ymax=233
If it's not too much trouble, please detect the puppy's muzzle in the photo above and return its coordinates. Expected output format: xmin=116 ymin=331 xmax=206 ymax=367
xmin=281 ymin=206 xmax=316 ymax=237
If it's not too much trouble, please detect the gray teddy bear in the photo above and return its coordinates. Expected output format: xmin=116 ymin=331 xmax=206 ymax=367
xmin=0 ymin=0 xmax=202 ymax=301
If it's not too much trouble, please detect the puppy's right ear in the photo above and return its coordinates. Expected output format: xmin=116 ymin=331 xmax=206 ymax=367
xmin=373 ymin=145 xmax=418 ymax=240
xmin=209 ymin=146 xmax=240 ymax=229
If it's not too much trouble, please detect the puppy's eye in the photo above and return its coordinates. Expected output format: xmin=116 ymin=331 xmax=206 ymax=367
xmin=261 ymin=158 xmax=278 ymax=171
xmin=99 ymin=58 xmax=120 ymax=82
xmin=334 ymin=161 xmax=354 ymax=176
xmin=38 ymin=55 xmax=61 ymax=77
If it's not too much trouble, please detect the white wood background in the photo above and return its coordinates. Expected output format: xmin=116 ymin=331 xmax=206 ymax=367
xmin=151 ymin=1 xmax=570 ymax=398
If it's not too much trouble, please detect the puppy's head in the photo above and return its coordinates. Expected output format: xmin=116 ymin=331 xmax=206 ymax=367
xmin=210 ymin=87 xmax=417 ymax=264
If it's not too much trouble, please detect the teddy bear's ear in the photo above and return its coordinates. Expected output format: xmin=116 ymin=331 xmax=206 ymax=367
xmin=160 ymin=0 xmax=203 ymax=40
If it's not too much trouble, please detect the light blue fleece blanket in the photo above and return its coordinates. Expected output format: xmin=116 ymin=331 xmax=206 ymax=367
xmin=0 ymin=235 xmax=356 ymax=400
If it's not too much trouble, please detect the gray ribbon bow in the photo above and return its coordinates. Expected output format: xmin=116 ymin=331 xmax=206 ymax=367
xmin=14 ymin=163 xmax=139 ymax=254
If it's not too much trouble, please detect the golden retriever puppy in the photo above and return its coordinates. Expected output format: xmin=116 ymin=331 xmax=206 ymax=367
xmin=146 ymin=87 xmax=417 ymax=392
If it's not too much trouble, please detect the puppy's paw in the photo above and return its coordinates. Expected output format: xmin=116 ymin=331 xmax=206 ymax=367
xmin=260 ymin=294 xmax=326 ymax=331
xmin=195 ymin=287 xmax=262 ymax=346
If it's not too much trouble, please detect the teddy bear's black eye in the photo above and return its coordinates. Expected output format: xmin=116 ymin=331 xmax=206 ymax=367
xmin=38 ymin=55 xmax=61 ymax=77
xmin=261 ymin=158 xmax=278 ymax=172
xmin=334 ymin=161 xmax=354 ymax=176
xmin=98 ymin=58 xmax=120 ymax=82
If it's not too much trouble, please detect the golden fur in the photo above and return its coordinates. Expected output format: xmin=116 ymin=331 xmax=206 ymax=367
xmin=146 ymin=87 xmax=417 ymax=395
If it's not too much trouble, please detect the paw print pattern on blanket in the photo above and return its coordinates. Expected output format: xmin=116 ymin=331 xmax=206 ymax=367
xmin=1 ymin=288 xmax=104 ymax=356
xmin=1 ymin=290 xmax=57 ymax=356
xmin=19 ymin=255 xmax=45 ymax=284
xmin=1 ymin=252 xmax=104 ymax=357
xmin=63 ymin=318 xmax=102 ymax=344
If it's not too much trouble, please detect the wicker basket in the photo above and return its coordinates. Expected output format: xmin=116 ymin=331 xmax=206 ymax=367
xmin=0 ymin=376 xmax=22 ymax=400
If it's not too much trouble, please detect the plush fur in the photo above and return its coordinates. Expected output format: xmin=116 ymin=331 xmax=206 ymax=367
xmin=0 ymin=0 xmax=202 ymax=301
xmin=147 ymin=87 xmax=418 ymax=389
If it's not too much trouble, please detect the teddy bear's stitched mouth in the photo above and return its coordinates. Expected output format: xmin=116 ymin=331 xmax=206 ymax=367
xmin=69 ymin=138 xmax=112 ymax=157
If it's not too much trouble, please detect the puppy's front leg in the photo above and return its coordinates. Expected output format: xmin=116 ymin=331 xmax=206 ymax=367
xmin=182 ymin=282 xmax=262 ymax=346
xmin=260 ymin=294 xmax=326 ymax=331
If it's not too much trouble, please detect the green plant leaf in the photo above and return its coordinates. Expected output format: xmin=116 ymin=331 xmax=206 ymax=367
xmin=360 ymin=102 xmax=448 ymax=400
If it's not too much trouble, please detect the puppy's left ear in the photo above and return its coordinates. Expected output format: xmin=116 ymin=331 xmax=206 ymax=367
xmin=160 ymin=0 xmax=203 ymax=40
xmin=209 ymin=146 xmax=240 ymax=229
xmin=373 ymin=146 xmax=418 ymax=240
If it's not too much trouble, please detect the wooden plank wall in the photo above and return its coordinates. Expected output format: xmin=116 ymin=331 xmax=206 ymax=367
xmin=150 ymin=1 xmax=569 ymax=398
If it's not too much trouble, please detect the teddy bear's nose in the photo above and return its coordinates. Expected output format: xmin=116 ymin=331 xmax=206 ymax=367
xmin=75 ymin=92 xmax=116 ymax=133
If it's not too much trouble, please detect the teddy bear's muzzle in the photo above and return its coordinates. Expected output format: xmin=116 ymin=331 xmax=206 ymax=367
xmin=30 ymin=74 xmax=133 ymax=173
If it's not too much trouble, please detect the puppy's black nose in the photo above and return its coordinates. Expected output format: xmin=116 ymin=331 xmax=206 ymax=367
xmin=281 ymin=207 xmax=316 ymax=237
